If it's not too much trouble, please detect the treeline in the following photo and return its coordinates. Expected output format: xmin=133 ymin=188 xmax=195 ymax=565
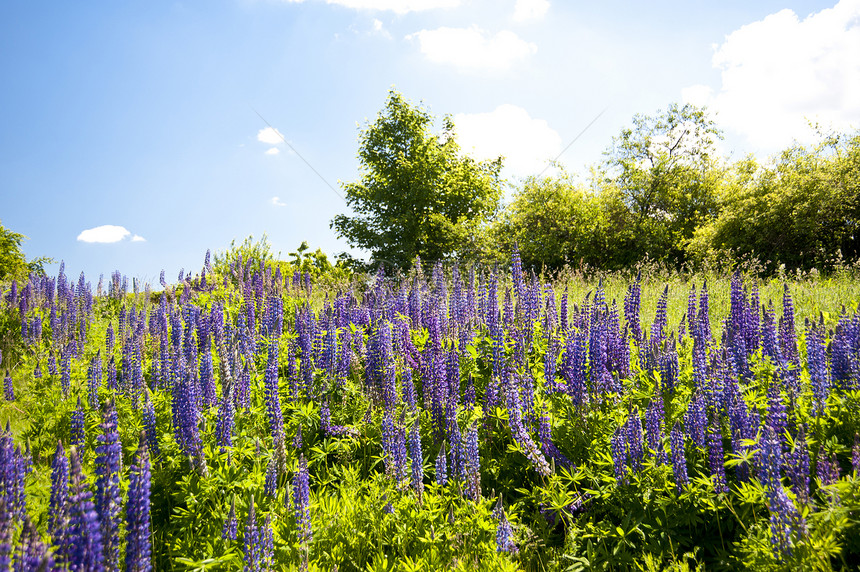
xmin=333 ymin=92 xmax=860 ymax=276
xmin=494 ymin=128 xmax=860 ymax=274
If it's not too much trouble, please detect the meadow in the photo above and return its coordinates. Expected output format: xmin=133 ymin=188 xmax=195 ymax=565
xmin=1 ymin=248 xmax=860 ymax=571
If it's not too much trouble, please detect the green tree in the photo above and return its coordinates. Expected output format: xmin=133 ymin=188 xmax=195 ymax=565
xmin=493 ymin=171 xmax=636 ymax=271
xmin=601 ymin=103 xmax=723 ymax=266
xmin=331 ymin=90 xmax=504 ymax=270
xmin=688 ymin=131 xmax=860 ymax=271
xmin=0 ymin=220 xmax=51 ymax=282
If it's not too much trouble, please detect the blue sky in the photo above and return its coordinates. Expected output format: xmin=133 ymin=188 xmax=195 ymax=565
xmin=2 ymin=0 xmax=859 ymax=285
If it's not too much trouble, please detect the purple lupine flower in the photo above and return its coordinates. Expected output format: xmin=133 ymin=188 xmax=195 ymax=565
xmin=769 ymin=485 xmax=805 ymax=558
xmin=698 ymin=280 xmax=712 ymax=343
xmin=806 ymin=320 xmax=830 ymax=414
xmin=142 ymin=394 xmax=161 ymax=459
xmin=650 ymin=285 xmax=669 ymax=345
xmin=816 ymin=445 xmax=841 ymax=486
xmin=261 ymin=513 xmax=274 ymax=571
xmin=760 ymin=425 xmax=804 ymax=557
xmin=785 ymin=426 xmax=810 ymax=505
xmin=669 ymin=424 xmax=688 ymax=492
xmin=562 ymin=327 xmax=588 ymax=407
xmin=538 ymin=411 xmax=574 ymax=470
xmin=464 ymin=421 xmax=481 ymax=500
xmin=658 ymin=338 xmax=679 ymax=392
xmin=766 ymin=383 xmax=787 ymax=453
xmin=49 ymin=441 xmax=71 ymax=565
xmin=94 ymin=400 xmax=123 ymax=569
xmin=67 ymin=447 xmax=104 ymax=572
xmin=446 ymin=348 xmax=461 ymax=403
xmin=265 ymin=457 xmax=278 ymax=498
xmin=0 ymin=497 xmax=10 ymax=570
xmin=106 ymin=355 xmax=118 ymax=393
xmin=408 ymin=416 xmax=424 ymax=501
xmin=70 ymin=396 xmax=86 ymax=451
xmin=293 ymin=426 xmax=303 ymax=450
xmin=198 ymin=346 xmax=216 ymax=409
xmin=560 ymin=286 xmax=569 ymax=335
xmin=686 ymin=284 xmax=698 ymax=343
xmin=243 ymin=497 xmax=262 ymax=571
xmin=727 ymin=385 xmax=756 ymax=483
xmin=87 ymin=351 xmax=102 ymax=409
xmin=625 ymin=409 xmax=645 ymax=473
xmin=105 ymin=322 xmax=115 ymax=356
xmin=320 ymin=400 xmax=347 ymax=437
xmin=685 ymin=393 xmax=707 ymax=449
xmin=493 ymin=500 xmax=518 ymax=554
xmin=2 ymin=377 xmax=12 ymax=402
xmin=761 ymin=301 xmax=783 ymax=368
xmin=222 ymin=498 xmax=238 ymax=541
xmin=544 ymin=284 xmax=557 ymax=334
xmin=544 ymin=336 xmax=562 ymax=393
xmin=645 ymin=396 xmax=668 ymax=465
xmin=435 ymin=442 xmax=448 ymax=486
xmin=172 ymin=369 xmax=206 ymax=475
xmin=511 ymin=244 xmax=524 ymax=311
xmin=779 ymin=284 xmax=798 ymax=367
xmin=853 ymin=433 xmax=860 ymax=475
xmin=444 ymin=401 xmax=464 ymax=481
xmin=215 ymin=390 xmax=235 ymax=450
xmin=402 ymin=367 xmax=417 ymax=411
xmin=379 ymin=321 xmax=397 ymax=411
xmin=293 ymin=455 xmax=312 ymax=544
xmin=237 ymin=363 xmax=251 ymax=411
xmin=18 ymin=515 xmax=54 ymax=572
xmin=48 ymin=352 xmax=58 ymax=376
xmin=125 ymin=434 xmax=152 ymax=572
xmin=394 ymin=418 xmax=409 ymax=485
xmin=463 ymin=373 xmax=476 ymax=408
xmin=707 ymin=416 xmax=729 ymax=494
xmin=263 ymin=338 xmax=285 ymax=444
xmin=505 ymin=373 xmax=552 ymax=477
xmin=60 ymin=348 xmax=72 ymax=397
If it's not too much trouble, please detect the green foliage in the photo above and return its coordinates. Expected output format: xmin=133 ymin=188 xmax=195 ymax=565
xmin=213 ymin=236 xmax=355 ymax=291
xmin=493 ymin=171 xmax=636 ymax=271
xmin=212 ymin=234 xmax=276 ymax=276
xmin=599 ymin=103 xmax=724 ymax=267
xmin=331 ymin=90 xmax=504 ymax=270
xmin=495 ymin=107 xmax=860 ymax=275
xmin=689 ymin=131 xmax=860 ymax=273
xmin=0 ymin=219 xmax=52 ymax=282
xmin=5 ymin=245 xmax=860 ymax=571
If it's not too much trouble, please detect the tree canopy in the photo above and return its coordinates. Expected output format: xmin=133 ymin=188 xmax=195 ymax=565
xmin=0 ymin=220 xmax=51 ymax=282
xmin=331 ymin=90 xmax=503 ymax=270
xmin=600 ymin=102 xmax=724 ymax=266
xmin=688 ymin=131 xmax=860 ymax=271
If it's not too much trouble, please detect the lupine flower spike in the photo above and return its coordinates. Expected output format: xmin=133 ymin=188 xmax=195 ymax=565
xmin=125 ymin=433 xmax=152 ymax=572
xmin=493 ymin=498 xmax=518 ymax=554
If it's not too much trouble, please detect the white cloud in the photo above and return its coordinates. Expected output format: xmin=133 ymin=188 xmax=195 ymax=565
xmin=513 ymin=0 xmax=549 ymax=22
xmin=326 ymin=0 xmax=460 ymax=13
xmin=454 ymin=104 xmax=562 ymax=178
xmin=408 ymin=26 xmax=537 ymax=71
xmin=265 ymin=147 xmax=281 ymax=155
xmin=370 ymin=18 xmax=392 ymax=38
xmin=271 ymin=196 xmax=287 ymax=207
xmin=683 ymin=0 xmax=860 ymax=152
xmin=257 ymin=127 xmax=285 ymax=145
xmin=77 ymin=225 xmax=133 ymax=244
xmin=131 ymin=235 xmax=146 ymax=242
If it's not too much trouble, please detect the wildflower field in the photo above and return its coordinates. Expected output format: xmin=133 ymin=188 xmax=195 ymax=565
xmin=1 ymin=249 xmax=860 ymax=571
